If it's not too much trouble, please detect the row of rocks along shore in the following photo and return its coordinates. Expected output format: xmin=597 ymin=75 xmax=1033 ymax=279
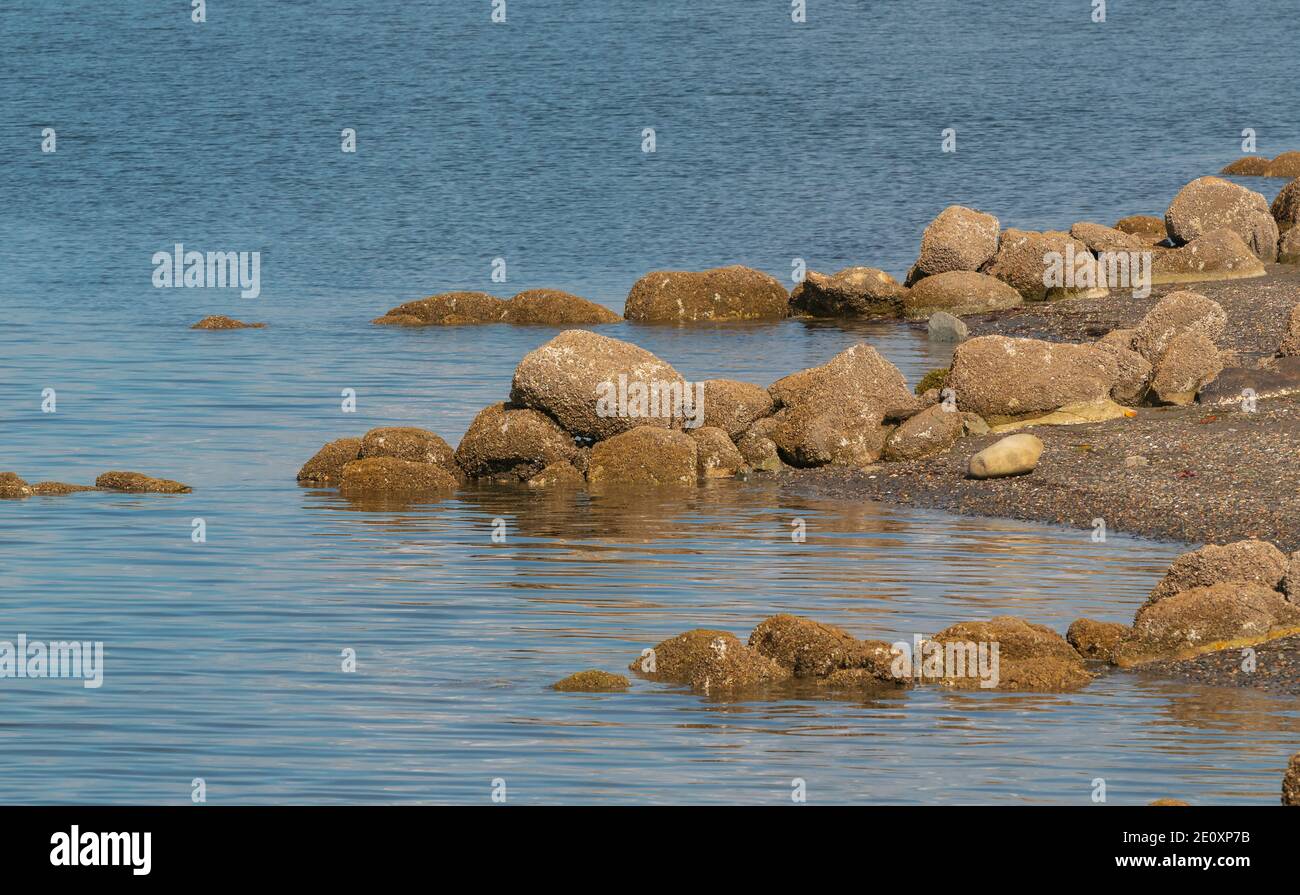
xmin=27 ymin=166 xmax=1300 ymax=803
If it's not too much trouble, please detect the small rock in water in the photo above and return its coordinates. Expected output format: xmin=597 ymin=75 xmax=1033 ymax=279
xmin=552 ymin=670 xmax=629 ymax=692
xmin=967 ymin=434 xmax=1043 ymax=479
xmin=1149 ymin=799 xmax=1191 ymax=807
xmin=96 ymin=471 xmax=192 ymax=494
xmin=927 ymin=311 xmax=968 ymax=342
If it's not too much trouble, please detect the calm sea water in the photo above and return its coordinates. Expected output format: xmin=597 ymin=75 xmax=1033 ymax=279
xmin=1 ymin=0 xmax=1297 ymax=804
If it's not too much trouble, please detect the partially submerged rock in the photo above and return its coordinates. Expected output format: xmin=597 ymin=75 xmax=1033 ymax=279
xmin=689 ymin=426 xmax=746 ymax=478
xmin=501 ymin=289 xmax=621 ymax=325
xmin=586 ymin=427 xmax=697 ymax=488
xmin=191 ymin=315 xmax=266 ymax=330
xmin=359 ymin=427 xmax=457 ymax=471
xmin=95 ymin=471 xmax=192 ymax=494
xmin=930 ymin=616 xmax=1092 ymax=691
xmin=909 ymin=205 xmax=1001 ymax=282
xmin=337 ymin=457 xmax=458 ymax=496
xmin=510 ymin=329 xmax=685 ymax=440
xmin=454 ymin=402 xmax=577 ymax=480
xmin=31 ymin=482 xmax=96 ymax=496
xmin=884 ymin=404 xmax=963 ymax=461
xmin=1114 ymin=583 xmax=1300 ymax=666
xmin=1219 ymin=156 xmax=1272 ymax=176
xmin=789 ymin=267 xmax=904 ymax=317
xmin=372 ymin=291 xmax=507 ymax=326
xmin=297 ymin=437 xmax=363 ymax=485
xmin=700 ymin=379 xmax=775 ymax=439
xmin=552 ymin=670 xmax=629 ymax=692
xmin=1164 ymin=176 xmax=1278 ymax=260
xmin=967 ymin=433 xmax=1043 ymax=479
xmin=526 ymin=462 xmax=585 ymax=489
xmin=628 ymin=629 xmax=789 ymax=695
xmin=0 ymin=472 xmax=32 ymax=499
xmin=624 ymin=265 xmax=789 ymax=322
xmin=1066 ymin=618 xmax=1130 ymax=663
xmin=748 ymin=614 xmax=898 ymax=684
xmin=1147 ymin=540 xmax=1288 ymax=604
xmin=1150 ymin=230 xmax=1266 ymax=284
xmin=902 ymin=270 xmax=1022 ymax=319
xmin=769 ymin=344 xmax=919 ymax=420
xmin=946 ymin=335 xmax=1119 ymax=422
xmin=1265 ymin=151 xmax=1300 ymax=179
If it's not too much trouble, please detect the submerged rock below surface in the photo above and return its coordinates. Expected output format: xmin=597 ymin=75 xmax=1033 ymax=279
xmin=628 ymin=629 xmax=790 ymax=695
xmin=551 ymin=670 xmax=629 ymax=692
xmin=191 ymin=315 xmax=266 ymax=330
xmin=624 ymin=265 xmax=789 ymax=322
xmin=95 ymin=471 xmax=192 ymax=494
xmin=967 ymin=434 xmax=1043 ymax=479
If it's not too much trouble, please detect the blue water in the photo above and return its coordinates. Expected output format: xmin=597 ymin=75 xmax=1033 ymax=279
xmin=1 ymin=0 xmax=1298 ymax=804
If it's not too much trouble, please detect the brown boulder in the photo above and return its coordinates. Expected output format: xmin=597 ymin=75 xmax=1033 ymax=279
xmin=700 ymin=379 xmax=775 ymax=439
xmin=1114 ymin=583 xmax=1300 ymax=666
xmin=454 ymin=402 xmax=577 ymax=480
xmin=1150 ymin=229 xmax=1267 ymax=284
xmin=1070 ymin=222 xmax=1148 ymax=254
xmin=1094 ymin=341 xmax=1152 ymax=405
xmin=359 ymin=427 xmax=456 ymax=471
xmin=930 ymin=616 xmax=1092 ymax=691
xmin=910 ymin=205 xmax=1001 ymax=281
xmin=769 ymin=400 xmax=889 ymax=468
xmin=769 ymin=344 xmax=919 ymax=419
xmin=1280 ymin=228 xmax=1300 ymax=264
xmin=1272 ymin=177 xmax=1300 ymax=232
xmin=502 ymin=289 xmax=621 ymax=325
xmin=1164 ymin=176 xmax=1277 ymax=260
xmin=297 ymin=437 xmax=363 ymax=484
xmin=883 ymin=404 xmax=963 ymax=461
xmin=1285 ymin=753 xmax=1300 ymax=806
xmin=1149 ymin=331 xmax=1223 ymax=405
xmin=624 ymin=265 xmax=788 ymax=322
xmin=1066 ymin=618 xmax=1130 ymax=663
xmin=95 ymin=471 xmax=192 ymax=494
xmin=628 ymin=629 xmax=789 ymax=695
xmin=587 ymin=427 xmax=697 ymax=488
xmin=689 ymin=427 xmax=746 ymax=478
xmin=1129 ymin=291 xmax=1227 ymax=363
xmin=901 ymin=270 xmax=1023 ymax=319
xmin=1148 ymin=539 xmax=1289 ymax=604
xmin=734 ymin=418 xmax=783 ymax=472
xmin=748 ymin=615 xmax=898 ymax=683
xmin=789 ymin=267 xmax=904 ymax=317
xmin=1279 ymin=304 xmax=1300 ymax=357
xmin=986 ymin=229 xmax=1100 ymax=301
xmin=1219 ymin=156 xmax=1272 ymax=176
xmin=946 ymin=335 xmax=1119 ymax=422
xmin=1114 ymin=215 xmax=1167 ymax=240
xmin=526 ymin=462 xmax=585 ymax=489
xmin=338 ymin=457 xmax=458 ymax=496
xmin=0 ymin=472 xmax=32 ymax=499
xmin=1265 ymin=151 xmax=1300 ymax=179
xmin=372 ymin=291 xmax=507 ymax=326
xmin=31 ymin=482 xmax=96 ymax=495
xmin=510 ymin=329 xmax=685 ymax=440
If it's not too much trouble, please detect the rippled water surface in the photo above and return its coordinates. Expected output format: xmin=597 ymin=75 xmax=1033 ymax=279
xmin=2 ymin=0 xmax=1298 ymax=804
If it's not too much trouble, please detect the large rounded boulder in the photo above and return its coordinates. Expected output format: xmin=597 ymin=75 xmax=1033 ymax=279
xmin=1114 ymin=583 xmax=1300 ymax=666
xmin=1129 ymin=291 xmax=1227 ymax=363
xmin=946 ymin=335 xmax=1119 ymax=421
xmin=769 ymin=344 xmax=919 ymax=420
xmin=502 ymin=289 xmax=621 ymax=325
xmin=624 ymin=265 xmax=789 ymax=322
xmin=909 ymin=205 xmax=1000 ymax=282
xmin=700 ymin=379 xmax=775 ymax=439
xmin=985 ymin=229 xmax=1100 ymax=301
xmin=1164 ymin=176 xmax=1278 ymax=260
xmin=1271 ymin=177 xmax=1300 ymax=232
xmin=1150 ymin=229 xmax=1266 ymax=285
xmin=586 ymin=427 xmax=697 ymax=488
xmin=510 ymin=330 xmax=685 ymax=440
xmin=1265 ymin=151 xmax=1300 ymax=178
xmin=372 ymin=291 xmax=507 ymax=326
xmin=628 ymin=629 xmax=790 ymax=695
xmin=454 ymin=402 xmax=578 ymax=480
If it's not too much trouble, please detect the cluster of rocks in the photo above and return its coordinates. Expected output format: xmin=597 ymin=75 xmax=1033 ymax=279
xmin=1219 ymin=151 xmax=1300 ymax=178
xmin=0 ymin=470 xmax=192 ymax=498
xmin=1069 ymin=539 xmax=1300 ymax=667
xmin=550 ymin=613 xmax=1094 ymax=696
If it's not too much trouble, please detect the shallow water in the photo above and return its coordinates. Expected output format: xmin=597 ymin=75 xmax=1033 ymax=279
xmin=2 ymin=0 xmax=1299 ymax=804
